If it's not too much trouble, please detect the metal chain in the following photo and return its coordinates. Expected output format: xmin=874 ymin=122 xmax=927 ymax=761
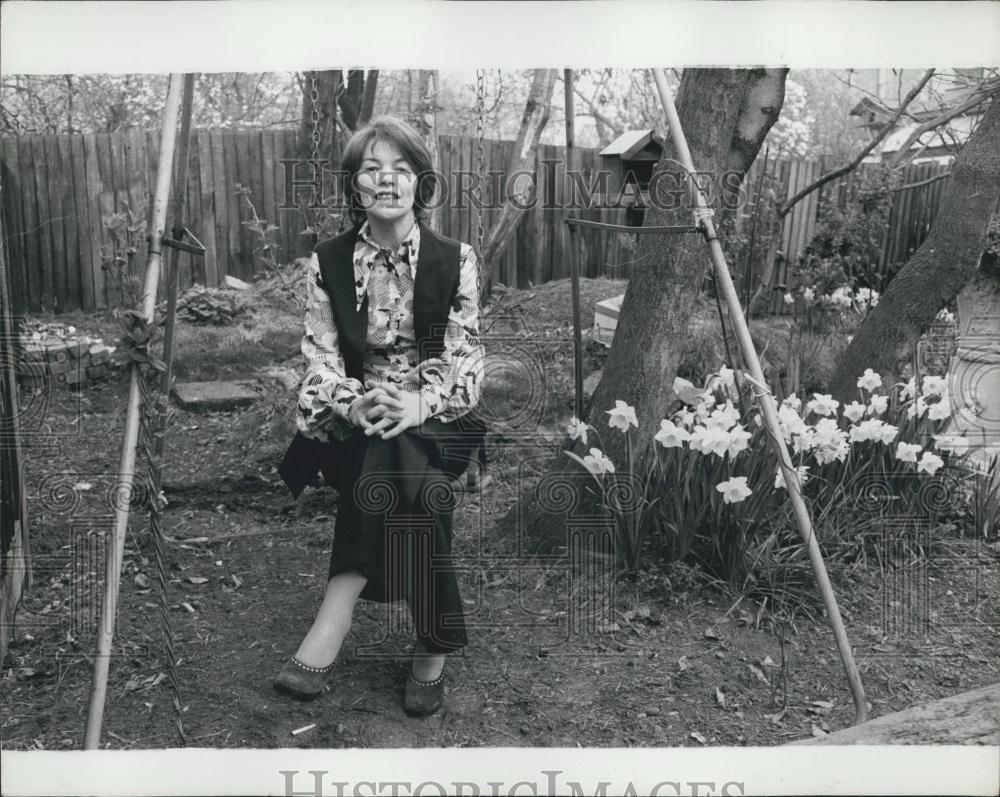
xmin=309 ymin=71 xmax=321 ymax=164
xmin=475 ymin=69 xmax=487 ymax=293
xmin=308 ymin=71 xmax=322 ymax=246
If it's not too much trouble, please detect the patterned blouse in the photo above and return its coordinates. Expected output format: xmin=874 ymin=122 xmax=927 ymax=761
xmin=295 ymin=220 xmax=485 ymax=442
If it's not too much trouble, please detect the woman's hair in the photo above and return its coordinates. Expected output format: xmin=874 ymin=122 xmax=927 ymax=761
xmin=341 ymin=115 xmax=438 ymax=227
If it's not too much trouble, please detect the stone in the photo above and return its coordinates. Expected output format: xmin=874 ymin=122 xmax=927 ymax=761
xmin=171 ymin=381 xmax=259 ymax=412
xmin=47 ymin=359 xmax=70 ymax=375
xmin=86 ymin=364 xmax=110 ymax=380
xmin=65 ymin=342 xmax=89 ymax=358
xmin=224 ymin=275 xmax=252 ymax=290
xmin=23 ymin=345 xmax=46 ymax=362
xmin=46 ymin=345 xmax=69 ymax=363
xmin=89 ymin=348 xmax=111 ymax=366
xmin=63 ymin=368 xmax=86 ymax=387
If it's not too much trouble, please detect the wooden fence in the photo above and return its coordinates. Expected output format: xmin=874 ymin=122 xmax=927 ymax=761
xmin=0 ymin=128 xmax=956 ymax=314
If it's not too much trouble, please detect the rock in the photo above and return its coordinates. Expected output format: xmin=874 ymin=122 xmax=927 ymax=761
xmin=224 ymin=275 xmax=253 ymax=290
xmin=171 ymin=381 xmax=259 ymax=412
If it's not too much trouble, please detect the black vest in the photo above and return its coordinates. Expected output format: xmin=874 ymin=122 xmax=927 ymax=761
xmin=277 ymin=222 xmax=484 ymax=498
xmin=316 ymin=221 xmax=462 ymax=374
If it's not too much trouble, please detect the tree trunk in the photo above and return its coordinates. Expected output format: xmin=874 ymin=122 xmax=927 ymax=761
xmin=412 ymin=70 xmax=442 ymax=232
xmin=358 ymin=70 xmax=379 ymax=127
xmin=339 ymin=69 xmax=366 ymax=132
xmin=500 ymin=68 xmax=788 ymax=552
xmin=479 ymin=69 xmax=558 ymax=294
xmin=828 ymin=96 xmax=1000 ymax=402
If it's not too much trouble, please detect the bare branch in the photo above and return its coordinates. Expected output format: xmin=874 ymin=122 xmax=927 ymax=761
xmin=779 ymin=69 xmax=935 ymax=216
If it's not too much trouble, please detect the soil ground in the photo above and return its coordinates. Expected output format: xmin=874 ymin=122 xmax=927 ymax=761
xmin=2 ymin=278 xmax=999 ymax=750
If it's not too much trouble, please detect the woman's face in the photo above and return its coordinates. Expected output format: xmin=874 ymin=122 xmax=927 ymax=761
xmin=355 ymin=138 xmax=417 ymax=224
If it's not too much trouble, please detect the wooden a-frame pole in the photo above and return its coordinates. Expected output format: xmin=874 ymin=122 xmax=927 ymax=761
xmin=84 ymin=74 xmax=186 ymax=749
xmin=650 ymin=69 xmax=868 ymax=725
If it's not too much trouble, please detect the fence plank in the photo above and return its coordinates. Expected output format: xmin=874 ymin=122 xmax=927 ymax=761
xmin=28 ymin=137 xmax=53 ymax=312
xmin=260 ymin=129 xmax=277 ymax=268
xmin=69 ymin=135 xmax=94 ymax=311
xmin=41 ymin=136 xmax=66 ymax=313
xmin=1 ymin=137 xmax=27 ymax=313
xmin=56 ymin=135 xmax=81 ymax=311
xmin=247 ymin=129 xmax=264 ymax=278
xmin=181 ymin=129 xmax=202 ymax=288
xmin=209 ymin=130 xmax=228 ymax=287
xmin=194 ymin=130 xmax=215 ymax=286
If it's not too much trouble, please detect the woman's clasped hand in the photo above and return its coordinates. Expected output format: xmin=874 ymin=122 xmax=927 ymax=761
xmin=349 ymin=383 xmax=429 ymax=439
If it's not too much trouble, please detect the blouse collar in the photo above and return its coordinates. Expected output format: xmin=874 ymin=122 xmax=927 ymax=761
xmin=357 ymin=219 xmax=420 ymax=265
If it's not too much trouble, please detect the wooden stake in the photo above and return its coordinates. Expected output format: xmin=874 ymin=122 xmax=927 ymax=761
xmin=565 ymin=69 xmax=584 ymax=417
xmin=650 ymin=68 xmax=868 ymax=726
xmin=84 ymin=74 xmax=186 ymax=750
xmin=155 ymin=73 xmax=196 ymax=459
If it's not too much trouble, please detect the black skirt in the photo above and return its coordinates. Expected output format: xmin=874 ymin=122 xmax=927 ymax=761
xmin=327 ymin=426 xmax=471 ymax=653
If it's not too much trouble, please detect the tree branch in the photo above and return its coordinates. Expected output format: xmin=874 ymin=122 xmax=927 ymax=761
xmin=889 ymin=82 xmax=1000 ymax=167
xmin=778 ymin=69 xmax=935 ymax=216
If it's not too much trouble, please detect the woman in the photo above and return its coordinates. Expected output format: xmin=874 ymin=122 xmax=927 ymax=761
xmin=274 ymin=115 xmax=486 ymax=717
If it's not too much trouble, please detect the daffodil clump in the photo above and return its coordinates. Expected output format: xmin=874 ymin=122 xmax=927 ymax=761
xmin=564 ymin=364 xmax=976 ymax=583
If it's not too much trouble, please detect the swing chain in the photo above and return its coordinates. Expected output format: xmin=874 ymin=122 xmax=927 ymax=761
xmin=308 ymin=71 xmax=321 ymax=247
xmin=475 ymin=69 xmax=486 ymax=262
xmin=309 ymin=71 xmax=321 ymax=165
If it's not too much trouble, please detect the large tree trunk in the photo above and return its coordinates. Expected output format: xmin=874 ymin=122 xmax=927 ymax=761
xmin=499 ymin=68 xmax=788 ymax=552
xmin=479 ymin=69 xmax=558 ymax=294
xmin=828 ymin=96 xmax=1000 ymax=402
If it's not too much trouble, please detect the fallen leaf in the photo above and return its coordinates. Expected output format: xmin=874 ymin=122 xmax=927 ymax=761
xmin=747 ymin=664 xmax=769 ymax=684
xmin=811 ymin=724 xmax=829 ymax=738
xmin=181 ymin=602 xmax=196 ymax=614
xmin=229 ymin=574 xmax=243 ymax=589
xmin=703 ymin=627 xmax=719 ymax=640
xmin=764 ymin=708 xmax=787 ymax=725
xmin=677 ymin=656 xmax=689 ymax=672
xmin=811 ymin=700 xmax=834 ymax=709
xmin=762 ymin=655 xmax=778 ymax=668
xmin=715 ymin=687 xmax=727 ymax=707
xmin=690 ymin=731 xmax=707 ymax=744
xmin=73 ymin=481 xmax=94 ymax=491
xmin=134 ymin=574 xmax=150 ymax=589
xmin=184 ymin=576 xmax=209 ymax=585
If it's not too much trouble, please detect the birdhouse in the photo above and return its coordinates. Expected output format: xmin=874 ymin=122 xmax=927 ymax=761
xmin=599 ymin=129 xmax=666 ymax=226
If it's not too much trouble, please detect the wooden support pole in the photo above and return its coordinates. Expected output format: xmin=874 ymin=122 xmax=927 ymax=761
xmin=565 ymin=69 xmax=584 ymax=417
xmin=155 ymin=73 xmax=196 ymax=460
xmin=650 ymin=68 xmax=868 ymax=726
xmin=84 ymin=73 xmax=186 ymax=750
